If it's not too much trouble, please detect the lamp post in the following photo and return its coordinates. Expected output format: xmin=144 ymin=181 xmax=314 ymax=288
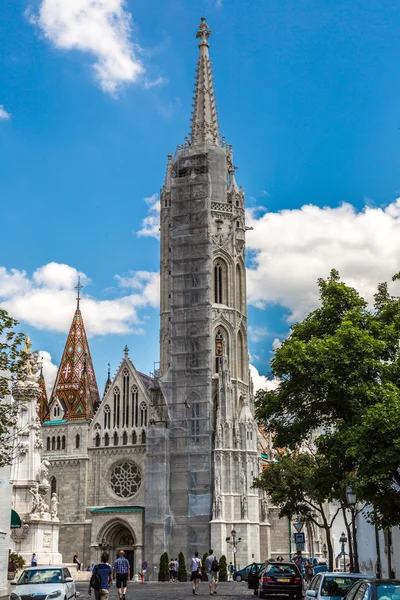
xmin=346 ymin=487 xmax=360 ymax=573
xmin=339 ymin=532 xmax=347 ymax=572
xmin=322 ymin=543 xmax=327 ymax=559
xmin=226 ymin=528 xmax=241 ymax=571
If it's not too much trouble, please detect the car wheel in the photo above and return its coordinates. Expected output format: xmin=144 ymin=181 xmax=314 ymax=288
xmin=235 ymin=575 xmax=242 ymax=582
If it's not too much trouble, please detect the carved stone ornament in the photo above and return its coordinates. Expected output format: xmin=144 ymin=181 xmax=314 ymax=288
xmin=11 ymin=522 xmax=30 ymax=542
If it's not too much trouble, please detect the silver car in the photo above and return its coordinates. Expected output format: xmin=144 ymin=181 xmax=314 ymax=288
xmin=306 ymin=572 xmax=373 ymax=600
xmin=10 ymin=566 xmax=76 ymax=600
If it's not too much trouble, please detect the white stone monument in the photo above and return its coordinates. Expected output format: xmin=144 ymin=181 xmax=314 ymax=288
xmin=10 ymin=338 xmax=62 ymax=565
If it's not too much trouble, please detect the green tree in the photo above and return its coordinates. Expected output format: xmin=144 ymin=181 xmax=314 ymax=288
xmin=219 ymin=555 xmax=227 ymax=576
xmin=178 ymin=551 xmax=187 ymax=576
xmin=0 ymin=309 xmax=26 ymax=467
xmin=255 ymin=271 xmax=400 ymax=536
xmin=159 ymin=552 xmax=169 ymax=576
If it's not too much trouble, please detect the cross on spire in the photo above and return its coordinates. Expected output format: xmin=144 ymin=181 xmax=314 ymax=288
xmin=75 ymin=276 xmax=83 ymax=309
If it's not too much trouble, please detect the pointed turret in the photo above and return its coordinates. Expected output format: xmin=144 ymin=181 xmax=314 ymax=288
xmin=38 ymin=364 xmax=49 ymax=423
xmin=49 ymin=284 xmax=100 ymax=421
xmin=190 ymin=17 xmax=220 ymax=147
xmin=103 ymin=363 xmax=112 ymax=398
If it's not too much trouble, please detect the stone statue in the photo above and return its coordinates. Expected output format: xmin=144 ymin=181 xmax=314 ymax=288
xmin=38 ymin=495 xmax=49 ymax=519
xmin=241 ymin=495 xmax=248 ymax=520
xmin=215 ymin=471 xmax=221 ymax=495
xmin=261 ymin=496 xmax=268 ymax=522
xmin=50 ymin=493 xmax=59 ymax=520
xmin=240 ymin=468 xmax=246 ymax=491
xmin=213 ymin=495 xmax=222 ymax=520
xmin=38 ymin=460 xmax=50 ymax=487
xmin=29 ymin=485 xmax=41 ymax=514
xmin=20 ymin=337 xmax=41 ymax=384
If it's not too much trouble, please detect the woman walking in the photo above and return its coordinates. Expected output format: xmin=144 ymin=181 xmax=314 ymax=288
xmin=190 ymin=551 xmax=202 ymax=595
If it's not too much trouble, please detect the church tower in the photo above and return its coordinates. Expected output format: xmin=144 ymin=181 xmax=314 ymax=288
xmin=154 ymin=17 xmax=260 ymax=567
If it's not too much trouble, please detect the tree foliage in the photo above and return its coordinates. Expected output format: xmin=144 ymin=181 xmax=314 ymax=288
xmin=0 ymin=309 xmax=27 ymax=467
xmin=255 ymin=270 xmax=400 ymax=529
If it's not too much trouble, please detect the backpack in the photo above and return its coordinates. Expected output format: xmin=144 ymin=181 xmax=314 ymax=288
xmin=211 ymin=557 xmax=220 ymax=572
xmin=89 ymin=565 xmax=102 ymax=590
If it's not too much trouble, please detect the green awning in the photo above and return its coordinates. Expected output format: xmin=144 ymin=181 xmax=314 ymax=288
xmin=10 ymin=510 xmax=21 ymax=529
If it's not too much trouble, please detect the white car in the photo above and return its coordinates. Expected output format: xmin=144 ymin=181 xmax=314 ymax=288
xmin=10 ymin=566 xmax=76 ymax=600
xmin=306 ymin=572 xmax=373 ymax=600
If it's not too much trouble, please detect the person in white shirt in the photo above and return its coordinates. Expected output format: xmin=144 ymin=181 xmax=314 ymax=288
xmin=190 ymin=552 xmax=202 ymax=595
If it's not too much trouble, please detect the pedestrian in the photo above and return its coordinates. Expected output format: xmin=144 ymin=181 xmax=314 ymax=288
xmin=190 ymin=551 xmax=202 ymax=595
xmin=113 ymin=550 xmax=130 ymax=600
xmin=141 ymin=560 xmax=148 ymax=583
xmin=174 ymin=557 xmax=179 ymax=581
xmin=73 ymin=552 xmax=81 ymax=571
xmin=169 ymin=558 xmax=176 ymax=582
xmin=88 ymin=552 xmax=112 ymax=600
xmin=228 ymin=562 xmax=234 ymax=581
xmin=304 ymin=559 xmax=314 ymax=583
xmin=276 ymin=556 xmax=284 ymax=562
xmin=31 ymin=553 xmax=37 ymax=567
xmin=293 ymin=551 xmax=302 ymax=570
xmin=205 ymin=549 xmax=219 ymax=595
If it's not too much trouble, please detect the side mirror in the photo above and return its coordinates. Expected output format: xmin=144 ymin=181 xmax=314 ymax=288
xmin=306 ymin=591 xmax=317 ymax=598
xmin=10 ymin=580 xmax=17 ymax=586
xmin=64 ymin=578 xmax=74 ymax=583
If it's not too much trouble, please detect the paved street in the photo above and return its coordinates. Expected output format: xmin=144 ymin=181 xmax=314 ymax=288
xmin=76 ymin=581 xmax=254 ymax=600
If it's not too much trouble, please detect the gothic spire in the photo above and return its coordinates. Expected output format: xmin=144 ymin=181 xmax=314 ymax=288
xmin=190 ymin=17 xmax=220 ymax=147
xmin=103 ymin=362 xmax=112 ymax=398
xmin=38 ymin=363 xmax=49 ymax=423
xmin=49 ymin=300 xmax=100 ymax=421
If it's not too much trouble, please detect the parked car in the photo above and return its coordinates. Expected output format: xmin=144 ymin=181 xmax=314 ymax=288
xmin=234 ymin=563 xmax=264 ymax=582
xmin=343 ymin=578 xmax=400 ymax=600
xmin=306 ymin=572 xmax=373 ymax=600
xmin=253 ymin=561 xmax=303 ymax=599
xmin=10 ymin=566 xmax=76 ymax=600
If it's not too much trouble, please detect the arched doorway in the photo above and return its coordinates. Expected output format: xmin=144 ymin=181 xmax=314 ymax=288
xmin=99 ymin=521 xmax=136 ymax=580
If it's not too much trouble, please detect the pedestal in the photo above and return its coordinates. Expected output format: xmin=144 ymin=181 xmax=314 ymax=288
xmin=12 ymin=518 xmax=63 ymax=565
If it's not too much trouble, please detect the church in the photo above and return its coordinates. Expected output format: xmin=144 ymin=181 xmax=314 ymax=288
xmin=38 ymin=17 xmax=291 ymax=578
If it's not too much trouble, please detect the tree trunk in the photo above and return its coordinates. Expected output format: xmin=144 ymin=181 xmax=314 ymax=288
xmin=325 ymin=526 xmax=334 ymax=572
xmin=341 ymin=502 xmax=354 ymax=572
xmin=374 ymin=515 xmax=381 ymax=579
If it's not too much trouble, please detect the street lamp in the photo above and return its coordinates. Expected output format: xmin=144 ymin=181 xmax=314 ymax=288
xmin=339 ymin=532 xmax=347 ymax=572
xmin=322 ymin=543 xmax=327 ymax=559
xmin=226 ymin=528 xmax=241 ymax=571
xmin=346 ymin=487 xmax=360 ymax=573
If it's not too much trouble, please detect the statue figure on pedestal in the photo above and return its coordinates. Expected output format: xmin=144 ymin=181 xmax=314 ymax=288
xmin=241 ymin=495 xmax=248 ymax=520
xmin=51 ymin=493 xmax=59 ymax=521
xmin=38 ymin=459 xmax=50 ymax=488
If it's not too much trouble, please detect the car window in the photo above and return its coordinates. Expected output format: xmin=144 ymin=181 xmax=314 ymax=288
xmin=266 ymin=564 xmax=298 ymax=575
xmin=321 ymin=577 xmax=363 ymax=597
xmin=18 ymin=569 xmax=63 ymax=585
xmin=376 ymin=584 xmax=400 ymax=600
xmin=310 ymin=575 xmax=321 ymax=591
xmin=63 ymin=568 xmax=71 ymax=580
xmin=353 ymin=583 xmax=369 ymax=600
xmin=345 ymin=581 xmax=363 ymax=600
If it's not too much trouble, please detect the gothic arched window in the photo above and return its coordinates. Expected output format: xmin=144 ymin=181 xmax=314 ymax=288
xmin=132 ymin=385 xmax=138 ymax=427
xmin=113 ymin=387 xmax=120 ymax=428
xmin=122 ymin=369 xmax=129 ymax=428
xmin=104 ymin=405 xmax=111 ymax=429
xmin=56 ymin=436 xmax=61 ymax=450
xmin=213 ymin=260 xmax=227 ymax=304
xmin=104 ymin=432 xmax=109 ymax=447
xmin=75 ymin=434 xmax=80 ymax=449
xmin=237 ymin=330 xmax=246 ymax=381
xmin=95 ymin=433 xmax=100 ymax=447
xmin=47 ymin=437 xmax=50 ymax=451
xmin=122 ymin=431 xmax=128 ymax=445
xmin=215 ymin=329 xmax=225 ymax=373
xmin=113 ymin=432 xmax=119 ymax=446
xmin=132 ymin=431 xmax=137 ymax=445
xmin=52 ymin=436 xmax=55 ymax=450
xmin=61 ymin=436 xmax=66 ymax=449
xmin=236 ymin=263 xmax=244 ymax=313
xmin=50 ymin=477 xmax=56 ymax=496
xmin=141 ymin=431 xmax=146 ymax=445
xmin=140 ymin=402 xmax=148 ymax=427
xmin=54 ymin=405 xmax=60 ymax=418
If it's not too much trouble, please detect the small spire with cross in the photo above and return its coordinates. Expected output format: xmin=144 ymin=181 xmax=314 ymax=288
xmin=124 ymin=345 xmax=129 ymax=359
xmin=75 ymin=276 xmax=83 ymax=309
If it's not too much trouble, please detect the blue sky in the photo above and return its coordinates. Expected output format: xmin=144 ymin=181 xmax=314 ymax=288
xmin=1 ymin=0 xmax=400 ymax=393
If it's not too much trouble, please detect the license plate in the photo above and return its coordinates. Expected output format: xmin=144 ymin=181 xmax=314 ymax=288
xmin=279 ymin=578 xmax=290 ymax=583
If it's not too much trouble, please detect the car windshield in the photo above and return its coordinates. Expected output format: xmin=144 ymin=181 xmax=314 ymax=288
xmin=376 ymin=584 xmax=400 ymax=600
xmin=18 ymin=569 xmax=63 ymax=585
xmin=321 ymin=577 xmax=360 ymax=597
xmin=267 ymin=564 xmax=298 ymax=575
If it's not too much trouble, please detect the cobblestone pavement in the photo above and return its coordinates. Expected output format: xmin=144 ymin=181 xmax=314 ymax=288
xmin=76 ymin=581 xmax=255 ymax=600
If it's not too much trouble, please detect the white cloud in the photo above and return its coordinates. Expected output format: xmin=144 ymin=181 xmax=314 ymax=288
xmin=136 ymin=193 xmax=160 ymax=239
xmin=249 ymin=326 xmax=269 ymax=343
xmin=38 ymin=350 xmax=58 ymax=395
xmin=250 ymin=364 xmax=280 ymax=393
xmin=0 ymin=105 xmax=11 ymax=120
xmin=0 ymin=262 xmax=159 ymax=336
xmin=246 ymin=199 xmax=400 ymax=322
xmin=31 ymin=0 xmax=144 ymax=93
xmin=272 ymin=338 xmax=282 ymax=351
xmin=143 ymin=76 xmax=168 ymax=89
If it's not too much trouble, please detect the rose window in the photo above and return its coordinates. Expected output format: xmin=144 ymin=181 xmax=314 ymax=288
xmin=110 ymin=462 xmax=141 ymax=498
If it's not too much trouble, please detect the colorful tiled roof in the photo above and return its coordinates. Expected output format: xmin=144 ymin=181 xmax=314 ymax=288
xmin=38 ymin=365 xmax=49 ymax=423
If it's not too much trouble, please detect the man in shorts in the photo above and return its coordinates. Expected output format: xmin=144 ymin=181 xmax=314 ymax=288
xmin=113 ymin=550 xmax=130 ymax=600
xmin=205 ymin=549 xmax=219 ymax=595
xmin=88 ymin=552 xmax=112 ymax=600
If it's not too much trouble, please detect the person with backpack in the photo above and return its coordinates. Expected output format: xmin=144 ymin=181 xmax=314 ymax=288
xmin=88 ymin=552 xmax=112 ymax=600
xmin=190 ymin=551 xmax=202 ymax=595
xmin=205 ymin=549 xmax=219 ymax=595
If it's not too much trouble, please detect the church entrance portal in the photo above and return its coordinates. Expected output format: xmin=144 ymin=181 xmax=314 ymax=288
xmin=100 ymin=522 xmax=135 ymax=580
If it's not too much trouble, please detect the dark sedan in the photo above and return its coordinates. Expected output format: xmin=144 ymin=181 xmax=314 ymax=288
xmin=234 ymin=563 xmax=264 ymax=582
xmin=344 ymin=578 xmax=400 ymax=600
xmin=253 ymin=561 xmax=303 ymax=599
